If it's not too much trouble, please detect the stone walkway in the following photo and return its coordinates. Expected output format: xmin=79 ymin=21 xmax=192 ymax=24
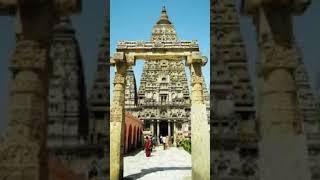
xmin=124 ymin=146 xmax=191 ymax=180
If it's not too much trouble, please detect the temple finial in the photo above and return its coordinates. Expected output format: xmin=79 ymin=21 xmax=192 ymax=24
xmin=157 ymin=3 xmax=171 ymax=24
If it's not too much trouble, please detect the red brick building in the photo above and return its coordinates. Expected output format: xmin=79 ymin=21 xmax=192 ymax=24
xmin=124 ymin=112 xmax=144 ymax=153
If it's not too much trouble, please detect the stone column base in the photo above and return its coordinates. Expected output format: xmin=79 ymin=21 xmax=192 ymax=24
xmin=191 ymin=103 xmax=210 ymax=180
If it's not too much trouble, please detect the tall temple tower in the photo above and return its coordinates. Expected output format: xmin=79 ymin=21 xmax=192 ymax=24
xmin=295 ymin=50 xmax=320 ymax=180
xmin=48 ymin=17 xmax=89 ymax=147
xmin=48 ymin=17 xmax=107 ymax=179
xmin=295 ymin=50 xmax=319 ymax=134
xmin=125 ymin=67 xmax=139 ymax=112
xmin=212 ymin=0 xmax=259 ymax=179
xmin=86 ymin=22 xmax=109 ymax=179
xmin=88 ymin=24 xmax=109 ymax=146
xmin=130 ymin=6 xmax=208 ymax=140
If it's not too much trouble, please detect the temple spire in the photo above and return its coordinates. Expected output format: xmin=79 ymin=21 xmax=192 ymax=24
xmin=157 ymin=5 xmax=171 ymax=24
xmin=152 ymin=5 xmax=177 ymax=41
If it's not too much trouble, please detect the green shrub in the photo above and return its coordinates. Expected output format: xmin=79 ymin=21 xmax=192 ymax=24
xmin=181 ymin=138 xmax=191 ymax=154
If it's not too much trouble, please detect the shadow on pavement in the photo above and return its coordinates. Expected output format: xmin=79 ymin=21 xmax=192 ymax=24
xmin=123 ymin=166 xmax=192 ymax=180
xmin=124 ymin=147 xmax=144 ymax=157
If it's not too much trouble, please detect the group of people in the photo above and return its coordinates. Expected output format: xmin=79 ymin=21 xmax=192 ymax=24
xmin=160 ymin=135 xmax=173 ymax=150
xmin=144 ymin=135 xmax=175 ymax=157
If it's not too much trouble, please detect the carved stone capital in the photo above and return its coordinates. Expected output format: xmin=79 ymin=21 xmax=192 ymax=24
xmin=125 ymin=53 xmax=136 ymax=66
xmin=186 ymin=52 xmax=207 ymax=66
xmin=53 ymin=0 xmax=81 ymax=15
xmin=110 ymin=52 xmax=125 ymax=66
xmin=258 ymin=45 xmax=298 ymax=77
xmin=10 ymin=40 xmax=47 ymax=71
xmin=241 ymin=0 xmax=311 ymax=15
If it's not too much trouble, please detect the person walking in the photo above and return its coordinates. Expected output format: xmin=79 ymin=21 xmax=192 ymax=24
xmin=150 ymin=136 xmax=156 ymax=152
xmin=171 ymin=135 xmax=174 ymax=145
xmin=162 ymin=136 xmax=166 ymax=150
xmin=144 ymin=136 xmax=151 ymax=157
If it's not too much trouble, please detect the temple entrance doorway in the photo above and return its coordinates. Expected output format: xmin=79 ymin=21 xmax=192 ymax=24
xmin=159 ymin=121 xmax=168 ymax=137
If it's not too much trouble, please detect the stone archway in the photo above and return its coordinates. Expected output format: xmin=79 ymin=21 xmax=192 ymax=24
xmin=110 ymin=41 xmax=210 ymax=180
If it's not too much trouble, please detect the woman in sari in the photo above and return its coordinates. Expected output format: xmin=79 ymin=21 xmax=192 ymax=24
xmin=144 ymin=136 xmax=151 ymax=157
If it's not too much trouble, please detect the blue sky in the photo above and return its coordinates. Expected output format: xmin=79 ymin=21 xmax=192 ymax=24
xmin=110 ymin=0 xmax=210 ymax=96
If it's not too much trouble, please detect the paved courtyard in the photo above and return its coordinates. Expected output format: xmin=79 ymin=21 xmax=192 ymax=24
xmin=123 ymin=146 xmax=191 ymax=180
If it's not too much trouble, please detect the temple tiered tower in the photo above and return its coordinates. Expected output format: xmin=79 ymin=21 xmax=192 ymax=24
xmin=212 ymin=0 xmax=259 ymax=179
xmin=125 ymin=67 xmax=139 ymax=112
xmin=295 ymin=50 xmax=320 ymax=179
xmin=47 ymin=17 xmax=107 ymax=179
xmin=86 ymin=22 xmax=109 ymax=179
xmin=134 ymin=6 xmax=206 ymax=141
xmin=88 ymin=25 xmax=109 ymax=146
xmin=295 ymin=51 xmax=319 ymax=134
xmin=48 ymin=17 xmax=89 ymax=147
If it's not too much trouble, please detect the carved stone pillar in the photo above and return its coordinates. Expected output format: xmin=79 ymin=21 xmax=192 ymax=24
xmin=0 ymin=1 xmax=80 ymax=179
xmin=110 ymin=52 xmax=128 ymax=180
xmin=241 ymin=1 xmax=311 ymax=180
xmin=187 ymin=52 xmax=210 ymax=180
xmin=0 ymin=40 xmax=48 ymax=180
xmin=157 ymin=120 xmax=160 ymax=144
